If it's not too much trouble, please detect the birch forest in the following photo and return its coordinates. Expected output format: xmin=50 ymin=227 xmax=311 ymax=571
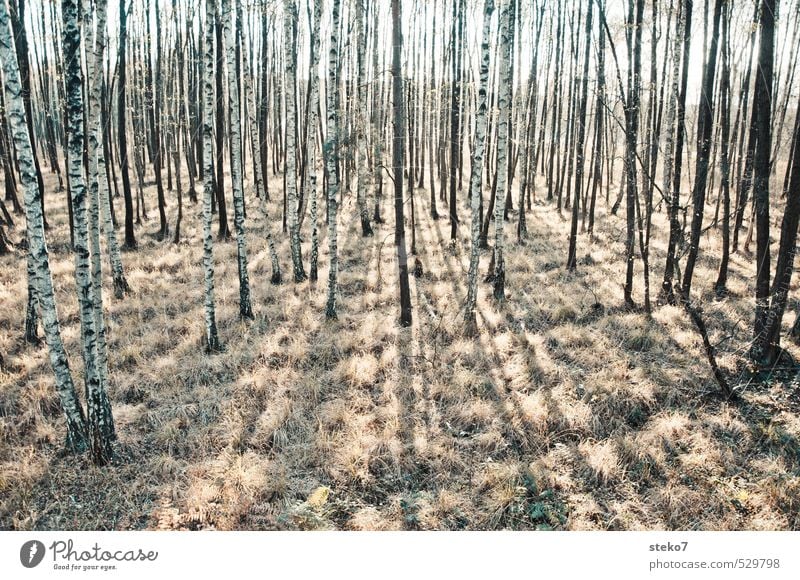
xmin=1 ymin=0 xmax=799 ymax=531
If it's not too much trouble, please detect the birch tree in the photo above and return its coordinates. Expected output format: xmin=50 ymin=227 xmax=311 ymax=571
xmin=680 ymin=0 xmax=724 ymax=299
xmin=566 ymin=0 xmax=592 ymax=270
xmin=118 ymin=0 xmax=136 ymax=249
xmin=487 ymin=0 xmax=513 ymax=301
xmin=750 ymin=0 xmax=777 ymax=364
xmin=284 ymin=0 xmax=306 ymax=282
xmin=202 ymin=0 xmax=221 ymax=350
xmin=63 ymin=0 xmax=115 ymax=464
xmin=0 ymin=0 xmax=89 ymax=454
xmin=714 ymin=0 xmax=732 ymax=297
xmin=222 ymin=0 xmax=254 ymax=318
xmin=464 ymin=0 xmax=494 ymax=334
xmin=622 ymin=0 xmax=644 ymax=309
xmin=306 ymin=0 xmax=323 ymax=282
xmin=324 ymin=0 xmax=342 ymax=319
xmin=355 ymin=0 xmax=373 ymax=237
xmin=661 ymin=0 xmax=691 ymax=304
xmin=392 ymin=0 xmax=412 ymax=327
xmin=85 ymin=0 xmax=116 ymax=439
xmin=86 ymin=0 xmax=129 ymax=302
xmin=240 ymin=0 xmax=281 ymax=284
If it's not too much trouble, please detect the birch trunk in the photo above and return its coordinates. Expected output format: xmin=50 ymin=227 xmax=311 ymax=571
xmin=391 ymin=0 xmax=412 ymax=327
xmin=306 ymin=0 xmax=322 ymax=282
xmin=661 ymin=0 xmax=691 ymax=303
xmin=0 ymin=0 xmax=89 ymax=453
xmin=750 ymin=0 xmax=777 ymax=364
xmin=680 ymin=0 xmax=723 ymax=299
xmin=118 ymin=0 xmax=136 ymax=248
xmin=490 ymin=0 xmax=513 ymax=301
xmin=464 ymin=0 xmax=495 ymax=334
xmin=203 ymin=0 xmax=221 ymax=350
xmin=85 ymin=0 xmax=116 ymax=444
xmin=240 ymin=1 xmax=281 ymax=284
xmin=355 ymin=0 xmax=373 ymax=237
xmin=222 ymin=0 xmax=254 ymax=318
xmin=566 ymin=0 xmax=592 ymax=270
xmin=660 ymin=0 xmax=683 ymax=296
xmin=324 ymin=0 xmax=342 ymax=319
xmin=63 ymin=0 xmax=114 ymax=465
xmin=284 ymin=0 xmax=306 ymax=282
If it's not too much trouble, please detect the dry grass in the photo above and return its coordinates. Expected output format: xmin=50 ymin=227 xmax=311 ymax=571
xmin=1 ymin=168 xmax=799 ymax=531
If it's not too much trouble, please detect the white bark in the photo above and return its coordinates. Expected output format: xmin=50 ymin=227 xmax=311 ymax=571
xmin=202 ymin=0 xmax=221 ymax=350
xmin=491 ymin=0 xmax=513 ymax=301
xmin=63 ymin=0 xmax=114 ymax=464
xmin=222 ymin=0 xmax=254 ymax=318
xmin=239 ymin=2 xmax=281 ymax=284
xmin=284 ymin=0 xmax=306 ymax=282
xmin=465 ymin=0 xmax=495 ymax=330
xmin=0 ymin=0 xmax=89 ymax=452
xmin=306 ymin=0 xmax=322 ymax=282
xmin=662 ymin=2 xmax=684 ymax=220
xmin=355 ymin=0 xmax=373 ymax=237
xmin=85 ymin=0 xmax=116 ymax=445
xmin=324 ymin=0 xmax=342 ymax=319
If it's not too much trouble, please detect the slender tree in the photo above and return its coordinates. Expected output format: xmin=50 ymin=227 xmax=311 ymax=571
xmin=284 ymin=0 xmax=306 ymax=281
xmin=153 ymin=0 xmax=168 ymax=240
xmin=750 ymin=0 xmax=777 ymax=364
xmin=566 ymin=0 xmax=592 ymax=270
xmin=622 ymin=0 xmax=644 ymax=309
xmin=681 ymin=0 xmax=723 ymax=299
xmin=714 ymin=0 xmax=732 ymax=297
xmin=307 ymin=0 xmax=322 ymax=282
xmin=118 ymin=0 xmax=136 ymax=249
xmin=240 ymin=0 xmax=281 ymax=284
xmin=214 ymin=4 xmax=230 ymax=240
xmin=0 ymin=0 xmax=89 ymax=453
xmin=324 ymin=0 xmax=342 ymax=319
xmin=202 ymin=0 xmax=221 ymax=350
xmin=355 ymin=0 xmax=373 ymax=237
xmin=488 ymin=0 xmax=514 ymax=300
xmin=449 ymin=0 xmax=464 ymax=242
xmin=9 ymin=0 xmax=45 ymax=228
xmin=464 ymin=0 xmax=494 ymax=334
xmin=392 ymin=0 xmax=412 ymax=327
xmin=222 ymin=0 xmax=254 ymax=318
xmin=63 ymin=0 xmax=115 ymax=464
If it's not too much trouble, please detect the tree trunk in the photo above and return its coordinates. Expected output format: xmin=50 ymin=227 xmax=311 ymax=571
xmin=202 ymin=0 xmax=221 ymax=351
xmin=392 ymin=0 xmax=412 ymax=327
xmin=63 ymin=0 xmax=115 ymax=465
xmin=566 ymin=0 xmax=592 ymax=270
xmin=220 ymin=0 xmax=254 ymax=320
xmin=714 ymin=0 xmax=731 ymax=297
xmin=488 ymin=0 xmax=514 ymax=300
xmin=680 ymin=0 xmax=723 ymax=299
xmin=283 ymin=0 xmax=306 ymax=282
xmin=324 ymin=0 xmax=342 ymax=319
xmin=118 ymin=0 xmax=136 ymax=249
xmin=750 ymin=0 xmax=777 ymax=364
xmin=464 ymin=0 xmax=494 ymax=334
xmin=0 ymin=0 xmax=90 ymax=453
xmin=355 ymin=0 xmax=373 ymax=237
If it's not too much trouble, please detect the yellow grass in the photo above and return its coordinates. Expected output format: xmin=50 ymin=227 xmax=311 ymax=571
xmin=1 ymin=168 xmax=799 ymax=530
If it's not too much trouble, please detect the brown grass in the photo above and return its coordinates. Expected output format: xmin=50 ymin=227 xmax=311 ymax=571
xmin=1 ymin=168 xmax=799 ymax=531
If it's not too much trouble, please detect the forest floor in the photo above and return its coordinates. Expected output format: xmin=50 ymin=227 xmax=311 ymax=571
xmin=1 ymin=169 xmax=799 ymax=530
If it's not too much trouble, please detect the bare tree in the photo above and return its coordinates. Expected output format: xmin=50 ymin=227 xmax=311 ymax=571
xmin=0 ymin=0 xmax=89 ymax=453
xmin=392 ymin=0 xmax=412 ymax=327
xmin=464 ymin=0 xmax=494 ymax=334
